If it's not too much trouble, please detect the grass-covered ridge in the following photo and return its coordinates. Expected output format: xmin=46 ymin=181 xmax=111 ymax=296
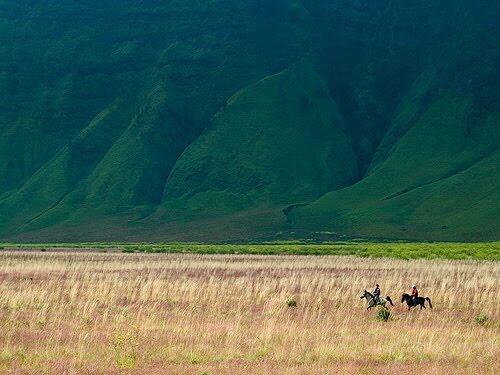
xmin=0 ymin=1 xmax=498 ymax=242
xmin=2 ymin=242 xmax=499 ymax=261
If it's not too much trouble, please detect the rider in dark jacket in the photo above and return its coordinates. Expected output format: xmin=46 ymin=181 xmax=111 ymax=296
xmin=373 ymin=284 xmax=381 ymax=304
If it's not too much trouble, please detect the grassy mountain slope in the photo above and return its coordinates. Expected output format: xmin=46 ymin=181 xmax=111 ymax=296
xmin=290 ymin=149 xmax=500 ymax=241
xmin=0 ymin=0 xmax=310 ymax=236
xmin=159 ymin=63 xmax=358 ymax=218
xmin=290 ymin=61 xmax=500 ymax=240
xmin=0 ymin=0 xmax=498 ymax=241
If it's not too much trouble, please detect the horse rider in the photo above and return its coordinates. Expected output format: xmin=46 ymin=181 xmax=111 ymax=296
xmin=373 ymin=283 xmax=381 ymax=304
xmin=411 ymin=284 xmax=419 ymax=302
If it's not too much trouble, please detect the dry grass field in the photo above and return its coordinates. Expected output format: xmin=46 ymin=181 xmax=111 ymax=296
xmin=0 ymin=251 xmax=498 ymax=374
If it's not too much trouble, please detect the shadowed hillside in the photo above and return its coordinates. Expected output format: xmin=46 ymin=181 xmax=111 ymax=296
xmin=0 ymin=0 xmax=498 ymax=241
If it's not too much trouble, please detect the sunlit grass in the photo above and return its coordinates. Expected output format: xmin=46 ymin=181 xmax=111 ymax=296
xmin=0 ymin=251 xmax=498 ymax=373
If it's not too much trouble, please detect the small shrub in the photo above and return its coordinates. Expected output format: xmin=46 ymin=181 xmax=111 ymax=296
xmin=286 ymin=299 xmax=297 ymax=308
xmin=474 ymin=314 xmax=488 ymax=326
xmin=14 ymin=350 xmax=27 ymax=363
xmin=113 ymin=332 xmax=138 ymax=369
xmin=377 ymin=307 xmax=391 ymax=322
xmin=187 ymin=352 xmax=202 ymax=364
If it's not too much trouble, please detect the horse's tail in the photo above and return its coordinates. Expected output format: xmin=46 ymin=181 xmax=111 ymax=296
xmin=386 ymin=296 xmax=394 ymax=306
xmin=425 ymin=297 xmax=433 ymax=308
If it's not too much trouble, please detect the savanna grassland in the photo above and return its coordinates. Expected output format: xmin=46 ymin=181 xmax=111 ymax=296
xmin=0 ymin=249 xmax=498 ymax=374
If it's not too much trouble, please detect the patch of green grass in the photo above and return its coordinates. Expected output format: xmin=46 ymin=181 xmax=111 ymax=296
xmin=245 ymin=344 xmax=273 ymax=361
xmin=380 ymin=350 xmax=406 ymax=362
xmin=186 ymin=351 xmax=205 ymax=365
xmin=1 ymin=241 xmax=499 ymax=260
xmin=113 ymin=332 xmax=138 ymax=370
xmin=474 ymin=314 xmax=489 ymax=326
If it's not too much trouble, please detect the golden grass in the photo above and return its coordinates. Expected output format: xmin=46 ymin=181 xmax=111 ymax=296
xmin=0 ymin=251 xmax=498 ymax=374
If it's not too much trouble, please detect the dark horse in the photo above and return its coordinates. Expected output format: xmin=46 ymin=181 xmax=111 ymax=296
xmin=401 ymin=293 xmax=433 ymax=310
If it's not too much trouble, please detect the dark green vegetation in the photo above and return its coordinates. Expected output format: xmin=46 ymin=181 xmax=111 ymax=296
xmin=2 ymin=242 xmax=499 ymax=261
xmin=0 ymin=1 xmax=498 ymax=242
xmin=474 ymin=314 xmax=489 ymax=326
xmin=377 ymin=308 xmax=391 ymax=322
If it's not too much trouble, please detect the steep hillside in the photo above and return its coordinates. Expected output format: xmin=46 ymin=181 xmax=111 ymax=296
xmin=160 ymin=62 xmax=358 ymax=217
xmin=290 ymin=24 xmax=500 ymax=241
xmin=0 ymin=0 xmax=498 ymax=241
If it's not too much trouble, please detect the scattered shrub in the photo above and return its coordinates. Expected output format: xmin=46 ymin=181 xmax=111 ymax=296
xmin=113 ymin=332 xmax=138 ymax=369
xmin=377 ymin=307 xmax=391 ymax=322
xmin=187 ymin=352 xmax=202 ymax=364
xmin=475 ymin=314 xmax=488 ymax=326
xmin=287 ymin=299 xmax=297 ymax=308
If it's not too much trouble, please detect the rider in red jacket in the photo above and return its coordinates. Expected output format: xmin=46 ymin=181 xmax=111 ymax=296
xmin=411 ymin=285 xmax=419 ymax=300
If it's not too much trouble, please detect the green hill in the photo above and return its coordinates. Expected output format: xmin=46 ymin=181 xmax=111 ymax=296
xmin=160 ymin=62 xmax=358 ymax=216
xmin=0 ymin=1 xmax=498 ymax=241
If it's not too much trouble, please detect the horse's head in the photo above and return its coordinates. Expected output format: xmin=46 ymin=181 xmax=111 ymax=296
xmin=401 ymin=293 xmax=410 ymax=303
xmin=360 ymin=290 xmax=367 ymax=299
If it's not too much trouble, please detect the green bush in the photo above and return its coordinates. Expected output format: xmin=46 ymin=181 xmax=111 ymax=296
xmin=286 ymin=299 xmax=297 ymax=308
xmin=377 ymin=307 xmax=391 ymax=322
xmin=474 ymin=314 xmax=488 ymax=326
